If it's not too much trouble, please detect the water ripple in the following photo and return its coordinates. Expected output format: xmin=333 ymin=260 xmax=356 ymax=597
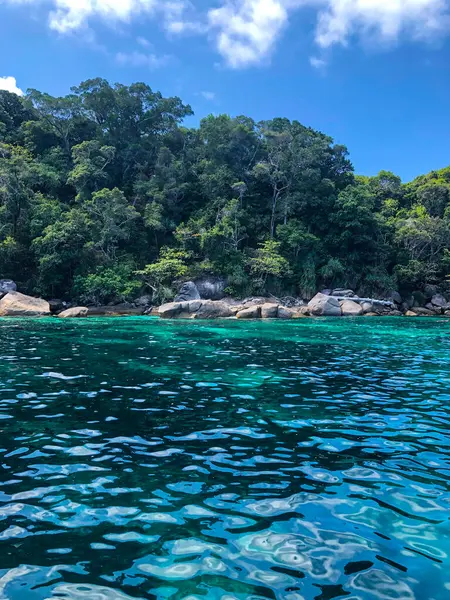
xmin=0 ymin=317 xmax=449 ymax=599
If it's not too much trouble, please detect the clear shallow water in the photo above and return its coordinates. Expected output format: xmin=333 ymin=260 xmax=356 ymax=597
xmin=0 ymin=317 xmax=450 ymax=600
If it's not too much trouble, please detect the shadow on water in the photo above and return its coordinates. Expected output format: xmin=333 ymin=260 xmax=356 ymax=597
xmin=0 ymin=317 xmax=450 ymax=599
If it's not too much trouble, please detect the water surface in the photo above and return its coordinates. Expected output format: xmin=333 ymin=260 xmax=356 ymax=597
xmin=0 ymin=316 xmax=450 ymax=599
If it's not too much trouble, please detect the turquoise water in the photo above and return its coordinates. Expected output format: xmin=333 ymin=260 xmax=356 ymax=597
xmin=0 ymin=317 xmax=450 ymax=599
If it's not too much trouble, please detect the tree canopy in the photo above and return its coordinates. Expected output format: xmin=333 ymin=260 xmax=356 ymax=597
xmin=0 ymin=79 xmax=448 ymax=303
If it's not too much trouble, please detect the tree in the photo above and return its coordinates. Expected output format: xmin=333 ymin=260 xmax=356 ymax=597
xmin=25 ymin=90 xmax=81 ymax=154
xmin=248 ymin=240 xmax=290 ymax=289
xmin=136 ymin=247 xmax=190 ymax=302
xmin=84 ymin=188 xmax=139 ymax=262
xmin=68 ymin=141 xmax=115 ymax=200
xmin=2 ymin=75 xmax=450 ymax=302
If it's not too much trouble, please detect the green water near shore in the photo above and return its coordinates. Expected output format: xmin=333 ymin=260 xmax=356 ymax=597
xmin=0 ymin=316 xmax=450 ymax=599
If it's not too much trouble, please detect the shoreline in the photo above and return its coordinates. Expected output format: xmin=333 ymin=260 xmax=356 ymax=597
xmin=0 ymin=290 xmax=448 ymax=319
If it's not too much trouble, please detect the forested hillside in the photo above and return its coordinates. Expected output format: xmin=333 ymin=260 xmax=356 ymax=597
xmin=1 ymin=78 xmax=449 ymax=304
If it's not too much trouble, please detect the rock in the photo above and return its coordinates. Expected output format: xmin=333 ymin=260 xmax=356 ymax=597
xmin=181 ymin=300 xmax=203 ymax=313
xmin=431 ymin=294 xmax=447 ymax=307
xmin=340 ymin=299 xmax=363 ymax=316
xmin=278 ymin=306 xmax=296 ymax=319
xmin=261 ymin=303 xmax=279 ymax=318
xmin=242 ymin=297 xmax=269 ymax=307
xmin=308 ymin=293 xmax=341 ymax=317
xmin=236 ymin=306 xmax=261 ymax=319
xmin=424 ymin=284 xmax=438 ymax=300
xmin=193 ymin=300 xmax=234 ymax=319
xmin=387 ymin=291 xmax=402 ymax=305
xmin=388 ymin=310 xmax=403 ymax=316
xmin=321 ymin=289 xmax=332 ymax=296
xmin=412 ymin=291 xmax=427 ymax=307
xmin=413 ymin=307 xmax=435 ymax=316
xmin=48 ymin=299 xmax=68 ymax=313
xmin=194 ymin=277 xmax=226 ymax=300
xmin=0 ymin=292 xmax=50 ymax=317
xmin=361 ymin=301 xmax=373 ymax=314
xmin=331 ymin=289 xmax=355 ymax=297
xmin=364 ymin=312 xmax=379 ymax=316
xmin=405 ymin=310 xmax=418 ymax=317
xmin=58 ymin=306 xmax=89 ymax=318
xmin=279 ymin=296 xmax=305 ymax=308
xmin=158 ymin=302 xmax=183 ymax=318
xmin=402 ymin=296 xmax=414 ymax=310
xmin=0 ymin=279 xmax=17 ymax=295
xmin=297 ymin=306 xmax=310 ymax=316
xmin=174 ymin=281 xmax=200 ymax=302
xmin=135 ymin=295 xmax=152 ymax=308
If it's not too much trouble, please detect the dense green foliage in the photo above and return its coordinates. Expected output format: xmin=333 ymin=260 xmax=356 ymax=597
xmin=1 ymin=78 xmax=449 ymax=303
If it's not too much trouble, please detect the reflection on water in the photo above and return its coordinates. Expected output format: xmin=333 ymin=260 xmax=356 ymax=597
xmin=0 ymin=316 xmax=450 ymax=599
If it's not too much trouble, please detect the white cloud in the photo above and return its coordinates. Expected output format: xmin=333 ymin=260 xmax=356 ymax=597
xmin=315 ymin=0 xmax=448 ymax=49
xmin=137 ymin=36 xmax=152 ymax=47
xmin=208 ymin=0 xmax=289 ymax=68
xmin=116 ymin=50 xmax=172 ymax=68
xmin=200 ymin=90 xmax=215 ymax=100
xmin=165 ymin=18 xmax=206 ymax=33
xmin=207 ymin=0 xmax=449 ymax=67
xmin=309 ymin=55 xmax=326 ymax=68
xmin=0 ymin=0 xmax=449 ymax=69
xmin=0 ymin=76 xmax=24 ymax=96
xmin=5 ymin=0 xmax=194 ymax=34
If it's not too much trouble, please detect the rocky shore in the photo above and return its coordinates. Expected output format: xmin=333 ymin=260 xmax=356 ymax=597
xmin=1 ymin=278 xmax=450 ymax=319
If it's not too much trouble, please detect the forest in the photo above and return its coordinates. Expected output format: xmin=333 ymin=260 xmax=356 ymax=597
xmin=1 ymin=78 xmax=449 ymax=305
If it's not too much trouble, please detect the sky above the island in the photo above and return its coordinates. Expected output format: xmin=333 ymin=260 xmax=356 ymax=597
xmin=1 ymin=0 xmax=450 ymax=181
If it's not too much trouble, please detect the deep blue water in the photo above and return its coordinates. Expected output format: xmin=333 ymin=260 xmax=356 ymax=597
xmin=0 ymin=316 xmax=450 ymax=599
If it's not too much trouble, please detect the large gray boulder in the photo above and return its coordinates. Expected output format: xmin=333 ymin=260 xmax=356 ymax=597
xmin=0 ymin=292 xmax=50 ymax=317
xmin=261 ymin=303 xmax=279 ymax=318
xmin=331 ymin=289 xmax=355 ymax=298
xmin=180 ymin=300 xmax=202 ymax=313
xmin=58 ymin=306 xmax=89 ymax=318
xmin=158 ymin=299 xmax=234 ymax=319
xmin=431 ymin=294 xmax=447 ymax=307
xmin=361 ymin=301 xmax=373 ymax=314
xmin=278 ymin=306 xmax=296 ymax=319
xmin=414 ymin=307 xmax=435 ymax=316
xmin=387 ymin=291 xmax=402 ymax=305
xmin=194 ymin=300 xmax=234 ymax=319
xmin=134 ymin=295 xmax=152 ymax=308
xmin=308 ymin=293 xmax=341 ymax=316
xmin=236 ymin=306 xmax=261 ymax=319
xmin=48 ymin=299 xmax=67 ymax=313
xmin=174 ymin=281 xmax=200 ymax=302
xmin=194 ymin=277 xmax=226 ymax=300
xmin=158 ymin=302 xmax=183 ymax=318
xmin=340 ymin=299 xmax=363 ymax=316
xmin=0 ymin=279 xmax=17 ymax=295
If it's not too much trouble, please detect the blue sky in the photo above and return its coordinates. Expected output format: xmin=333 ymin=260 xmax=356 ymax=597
xmin=1 ymin=0 xmax=450 ymax=182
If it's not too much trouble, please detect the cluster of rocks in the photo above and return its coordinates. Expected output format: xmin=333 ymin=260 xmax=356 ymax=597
xmin=2 ymin=278 xmax=450 ymax=319
xmin=155 ymin=299 xmax=307 ymax=320
xmin=153 ymin=284 xmax=450 ymax=319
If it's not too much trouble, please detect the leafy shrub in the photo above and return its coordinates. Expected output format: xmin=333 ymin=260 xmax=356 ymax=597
xmin=73 ymin=262 xmax=141 ymax=305
xmin=136 ymin=247 xmax=191 ymax=304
